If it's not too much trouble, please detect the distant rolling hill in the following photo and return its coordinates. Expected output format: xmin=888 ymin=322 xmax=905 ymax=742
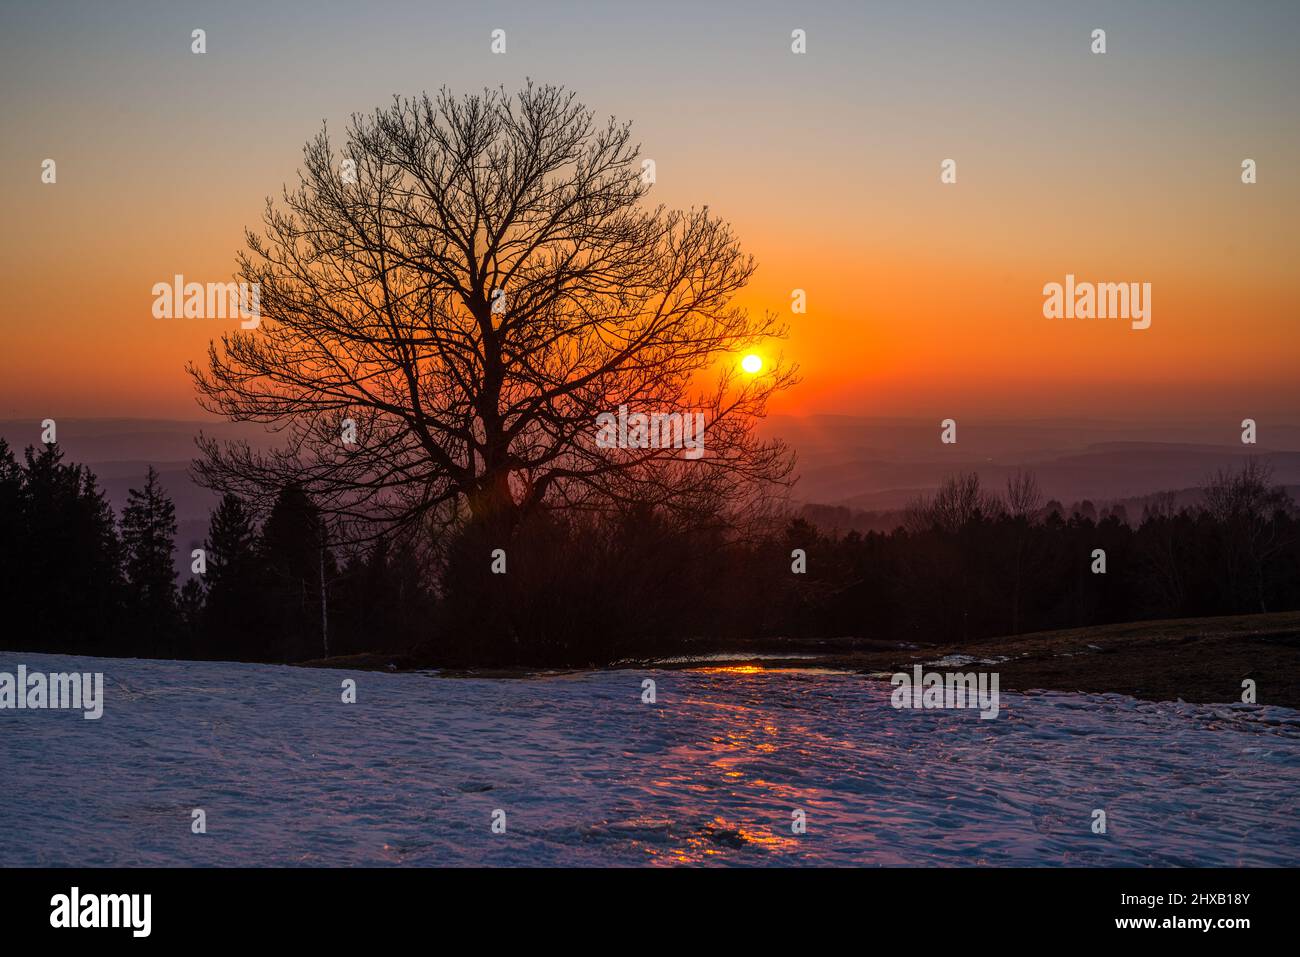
xmin=4 ymin=416 xmax=1298 ymax=562
xmin=757 ymin=415 xmax=1300 ymax=511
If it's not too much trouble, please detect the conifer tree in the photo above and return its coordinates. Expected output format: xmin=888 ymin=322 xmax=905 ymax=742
xmin=121 ymin=465 xmax=178 ymax=652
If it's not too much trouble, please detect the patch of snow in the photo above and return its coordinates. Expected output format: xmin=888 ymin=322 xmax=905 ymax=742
xmin=926 ymin=654 xmax=1010 ymax=667
xmin=1 ymin=652 xmax=1297 ymax=866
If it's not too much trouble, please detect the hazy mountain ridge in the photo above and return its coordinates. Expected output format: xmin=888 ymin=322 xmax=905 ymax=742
xmin=4 ymin=415 xmax=1298 ymax=532
xmin=757 ymin=415 xmax=1300 ymax=511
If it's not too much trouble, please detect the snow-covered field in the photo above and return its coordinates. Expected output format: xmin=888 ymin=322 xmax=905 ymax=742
xmin=2 ymin=653 xmax=1298 ymax=866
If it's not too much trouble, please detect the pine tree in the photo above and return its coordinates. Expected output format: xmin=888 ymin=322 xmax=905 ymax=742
xmin=121 ymin=465 xmax=178 ymax=653
xmin=207 ymin=494 xmax=258 ymax=579
xmin=260 ymin=483 xmax=334 ymax=661
xmin=0 ymin=440 xmax=25 ymax=645
xmin=177 ymin=577 xmax=206 ymax=649
xmin=201 ymin=492 xmax=265 ymax=661
xmin=11 ymin=443 xmax=123 ymax=653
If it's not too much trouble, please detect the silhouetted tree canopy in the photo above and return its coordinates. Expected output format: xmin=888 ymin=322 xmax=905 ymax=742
xmin=201 ymin=492 xmax=264 ymax=660
xmin=6 ymin=442 xmax=123 ymax=653
xmin=191 ymin=84 xmax=797 ymax=541
xmin=120 ymin=465 xmax=179 ymax=647
xmin=258 ymin=483 xmax=332 ymax=660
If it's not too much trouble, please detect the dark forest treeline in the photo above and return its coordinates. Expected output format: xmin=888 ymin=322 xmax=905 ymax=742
xmin=0 ymin=440 xmax=433 ymax=663
xmin=777 ymin=465 xmax=1299 ymax=647
xmin=2 ymin=439 xmax=1297 ymax=666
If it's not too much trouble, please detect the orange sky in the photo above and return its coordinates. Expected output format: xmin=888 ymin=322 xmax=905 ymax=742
xmin=2 ymin=1 xmax=1297 ymax=425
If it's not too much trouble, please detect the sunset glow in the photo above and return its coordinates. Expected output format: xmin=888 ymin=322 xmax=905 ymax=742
xmin=2 ymin=3 xmax=1296 ymax=422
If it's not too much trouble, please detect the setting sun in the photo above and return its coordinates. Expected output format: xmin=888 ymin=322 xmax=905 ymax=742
xmin=741 ymin=354 xmax=763 ymax=374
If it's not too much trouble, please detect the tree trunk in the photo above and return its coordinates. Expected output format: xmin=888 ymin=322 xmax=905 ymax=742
xmin=319 ymin=521 xmax=329 ymax=658
xmin=468 ymin=468 xmax=520 ymax=542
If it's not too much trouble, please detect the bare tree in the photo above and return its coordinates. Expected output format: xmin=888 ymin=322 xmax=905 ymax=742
xmin=1202 ymin=458 xmax=1292 ymax=612
xmin=1004 ymin=469 xmax=1042 ymax=522
xmin=1002 ymin=469 xmax=1042 ymax=634
xmin=904 ymin=472 xmax=1001 ymax=534
xmin=191 ymin=85 xmax=796 ymax=539
xmin=1203 ymin=458 xmax=1288 ymax=524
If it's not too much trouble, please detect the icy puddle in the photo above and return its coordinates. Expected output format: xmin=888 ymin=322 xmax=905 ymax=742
xmin=2 ymin=653 xmax=1298 ymax=866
